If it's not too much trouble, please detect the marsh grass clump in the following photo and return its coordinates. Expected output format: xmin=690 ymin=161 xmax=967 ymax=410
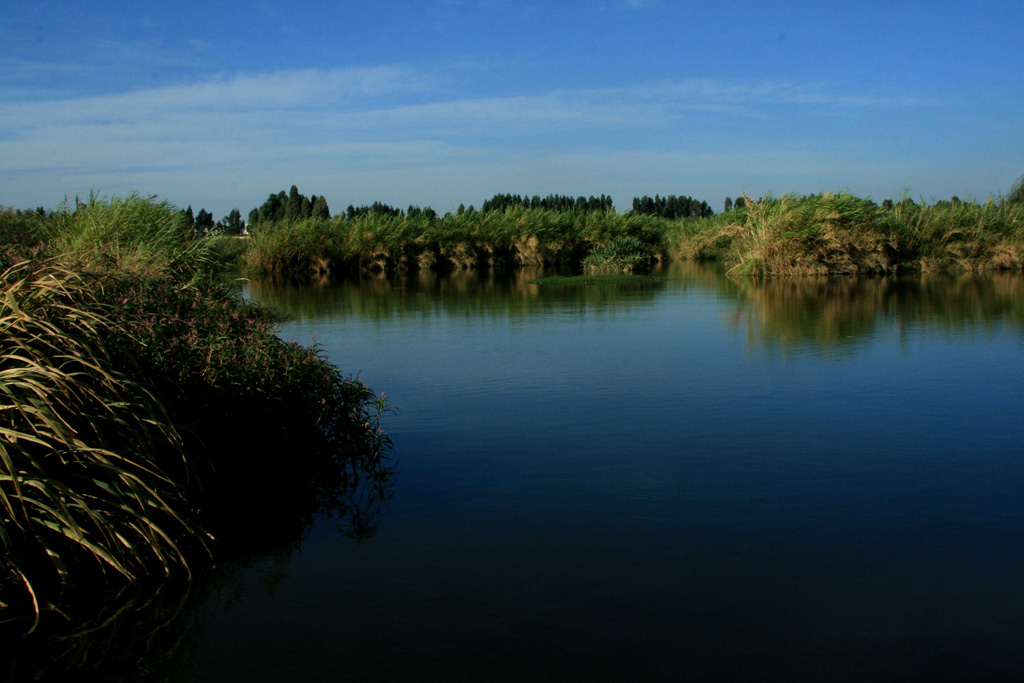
xmin=724 ymin=192 xmax=895 ymax=276
xmin=877 ymin=197 xmax=1024 ymax=271
xmin=244 ymin=207 xmax=672 ymax=276
xmin=0 ymin=261 xmax=203 ymax=634
xmin=43 ymin=193 xmax=214 ymax=281
xmin=0 ymin=208 xmax=49 ymax=270
xmin=581 ymin=236 xmax=653 ymax=274
xmin=1 ymin=194 xmax=396 ymax=638
xmin=665 ymin=192 xmax=1024 ymax=276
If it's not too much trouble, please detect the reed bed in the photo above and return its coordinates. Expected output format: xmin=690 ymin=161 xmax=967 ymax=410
xmin=42 ymin=192 xmax=214 ymax=281
xmin=242 ymin=193 xmax=1024 ymax=278
xmin=243 ymin=208 xmax=671 ymax=275
xmin=1 ymin=195 xmax=395 ymax=636
xmin=670 ymin=193 xmax=1024 ymax=276
xmin=0 ymin=261 xmax=201 ymax=633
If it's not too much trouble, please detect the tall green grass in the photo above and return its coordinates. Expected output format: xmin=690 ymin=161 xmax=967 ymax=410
xmin=244 ymin=208 xmax=671 ymax=275
xmin=42 ymin=193 xmax=214 ymax=280
xmin=669 ymin=192 xmax=1024 ymax=276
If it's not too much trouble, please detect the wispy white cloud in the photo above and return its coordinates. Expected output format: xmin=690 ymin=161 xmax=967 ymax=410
xmin=0 ymin=66 xmax=949 ymax=214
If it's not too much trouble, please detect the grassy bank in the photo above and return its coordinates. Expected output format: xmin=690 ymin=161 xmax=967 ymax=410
xmin=242 ymin=207 xmax=670 ymax=275
xmin=672 ymin=192 xmax=1024 ymax=276
xmin=0 ymin=196 xmax=393 ymax=636
xmin=238 ymin=191 xmax=1024 ymax=278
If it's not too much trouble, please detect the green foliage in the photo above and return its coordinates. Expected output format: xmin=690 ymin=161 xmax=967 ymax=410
xmin=666 ymin=191 xmax=1024 ymax=276
xmin=88 ymin=270 xmax=393 ymax=513
xmin=480 ymin=193 xmax=614 ymax=213
xmin=216 ymin=208 xmax=245 ymax=236
xmin=0 ymin=207 xmax=49 ymax=269
xmin=312 ymin=195 xmax=331 ymax=221
xmin=41 ymin=193 xmax=215 ymax=281
xmin=243 ymin=207 xmax=672 ymax=276
xmin=194 ymin=209 xmax=215 ymax=235
xmin=581 ymin=236 xmax=652 ymax=274
xmin=632 ymin=194 xmax=714 ymax=219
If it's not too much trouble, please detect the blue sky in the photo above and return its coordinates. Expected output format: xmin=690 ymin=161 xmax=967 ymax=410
xmin=2 ymin=0 xmax=1022 ymax=219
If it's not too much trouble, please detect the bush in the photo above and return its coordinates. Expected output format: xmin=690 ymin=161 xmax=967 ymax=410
xmin=582 ymin=237 xmax=653 ymax=274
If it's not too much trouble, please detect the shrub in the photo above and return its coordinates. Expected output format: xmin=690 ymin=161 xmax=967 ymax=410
xmin=582 ymin=236 xmax=653 ymax=274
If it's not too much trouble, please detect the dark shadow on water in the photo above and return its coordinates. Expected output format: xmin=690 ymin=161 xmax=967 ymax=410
xmin=1 ymin=438 xmax=397 ymax=682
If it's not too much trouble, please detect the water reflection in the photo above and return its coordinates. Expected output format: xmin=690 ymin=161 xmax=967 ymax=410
xmin=728 ymin=272 xmax=1024 ymax=353
xmin=244 ymin=266 xmax=671 ymax=323
xmin=245 ymin=263 xmax=1024 ymax=352
xmin=14 ymin=264 xmax=1023 ymax=680
xmin=2 ymin=435 xmax=396 ymax=682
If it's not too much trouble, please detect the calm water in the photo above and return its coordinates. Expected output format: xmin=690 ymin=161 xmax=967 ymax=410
xmin=15 ymin=263 xmax=1024 ymax=681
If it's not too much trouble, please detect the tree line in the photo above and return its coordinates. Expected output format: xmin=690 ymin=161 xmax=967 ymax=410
xmin=480 ymin=193 xmax=615 ymax=214
xmin=631 ymin=194 xmax=714 ymax=219
xmin=177 ymin=184 xmax=997 ymax=239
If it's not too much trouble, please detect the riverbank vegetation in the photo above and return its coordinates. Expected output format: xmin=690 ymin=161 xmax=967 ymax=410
xmin=234 ymin=184 xmax=1024 ymax=278
xmin=674 ymin=192 xmax=1024 ymax=276
xmin=0 ymin=195 xmax=394 ymax=639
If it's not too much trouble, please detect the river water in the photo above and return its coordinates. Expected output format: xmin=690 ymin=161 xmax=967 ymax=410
xmin=17 ymin=263 xmax=1024 ymax=681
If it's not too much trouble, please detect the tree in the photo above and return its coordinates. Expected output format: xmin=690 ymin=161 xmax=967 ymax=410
xmin=194 ymin=209 xmax=215 ymax=235
xmin=285 ymin=185 xmax=305 ymax=222
xmin=312 ymin=195 xmax=330 ymax=220
xmin=724 ymin=197 xmax=733 ymax=213
xmin=181 ymin=205 xmax=195 ymax=232
xmin=248 ymin=208 xmax=260 ymax=229
xmin=217 ymin=208 xmax=245 ymax=236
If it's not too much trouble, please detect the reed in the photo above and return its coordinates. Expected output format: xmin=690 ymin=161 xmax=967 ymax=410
xmin=243 ymin=208 xmax=672 ymax=275
xmin=666 ymin=192 xmax=1024 ymax=276
xmin=581 ymin=236 xmax=652 ymax=274
xmin=1 ymin=194 xmax=396 ymax=635
xmin=42 ymin=192 xmax=214 ymax=281
xmin=0 ymin=261 xmax=202 ymax=633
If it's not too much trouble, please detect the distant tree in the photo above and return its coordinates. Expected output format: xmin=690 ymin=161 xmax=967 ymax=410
xmin=217 ymin=208 xmax=245 ymax=236
xmin=253 ymin=191 xmax=287 ymax=225
xmin=248 ymin=208 xmax=260 ymax=229
xmin=194 ymin=209 xmax=215 ymax=235
xmin=312 ymin=195 xmax=330 ymax=220
xmin=724 ymin=197 xmax=733 ymax=213
xmin=881 ymin=199 xmax=894 ymax=211
xmin=480 ymin=192 xmax=612 ymax=214
xmin=344 ymin=202 xmax=401 ymax=219
xmin=285 ymin=185 xmax=304 ymax=222
xmin=630 ymin=194 xmax=712 ymax=219
xmin=457 ymin=203 xmax=466 ymax=216
xmin=734 ymin=196 xmax=746 ymax=210
xmin=181 ymin=205 xmax=195 ymax=232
